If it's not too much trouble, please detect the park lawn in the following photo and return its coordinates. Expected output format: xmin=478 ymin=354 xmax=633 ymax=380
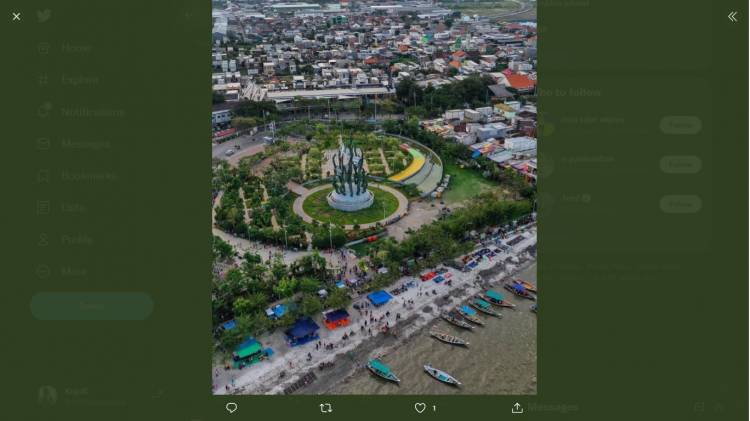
xmin=442 ymin=161 xmax=501 ymax=204
xmin=349 ymin=238 xmax=384 ymax=257
xmin=303 ymin=187 xmax=399 ymax=225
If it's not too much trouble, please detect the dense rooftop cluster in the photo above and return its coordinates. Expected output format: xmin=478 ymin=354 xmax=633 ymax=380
xmin=211 ymin=1 xmax=536 ymax=102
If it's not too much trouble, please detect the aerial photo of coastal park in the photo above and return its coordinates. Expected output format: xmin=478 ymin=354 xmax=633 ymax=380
xmin=211 ymin=0 xmax=537 ymax=395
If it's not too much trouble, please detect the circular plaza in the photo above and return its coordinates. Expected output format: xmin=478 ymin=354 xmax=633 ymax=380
xmin=294 ymin=183 xmax=408 ymax=229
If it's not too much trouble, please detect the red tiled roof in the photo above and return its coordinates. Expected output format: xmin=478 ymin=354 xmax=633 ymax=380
xmin=506 ymin=73 xmax=536 ymax=90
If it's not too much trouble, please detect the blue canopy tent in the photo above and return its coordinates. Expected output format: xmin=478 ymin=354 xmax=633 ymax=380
xmin=232 ymin=337 xmax=273 ymax=367
xmin=221 ymin=319 xmax=236 ymax=331
xmin=234 ymin=338 xmax=262 ymax=361
xmin=324 ymin=309 xmax=351 ymax=329
xmin=285 ymin=317 xmax=320 ymax=347
xmin=265 ymin=304 xmax=286 ymax=319
xmin=367 ymin=290 xmax=392 ymax=307
xmin=324 ymin=309 xmax=350 ymax=323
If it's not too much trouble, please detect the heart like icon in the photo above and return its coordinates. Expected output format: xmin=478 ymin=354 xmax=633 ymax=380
xmin=414 ymin=402 xmax=427 ymax=414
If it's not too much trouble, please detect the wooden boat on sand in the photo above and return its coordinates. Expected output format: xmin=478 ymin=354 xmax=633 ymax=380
xmin=430 ymin=330 xmax=470 ymax=346
xmin=441 ymin=311 xmax=474 ymax=330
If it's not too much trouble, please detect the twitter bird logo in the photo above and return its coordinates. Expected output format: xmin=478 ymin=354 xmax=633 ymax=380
xmin=37 ymin=9 xmax=52 ymax=23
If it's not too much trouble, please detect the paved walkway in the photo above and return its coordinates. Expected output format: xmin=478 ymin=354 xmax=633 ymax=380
xmin=238 ymin=188 xmax=252 ymax=225
xmin=378 ymin=147 xmax=391 ymax=175
xmin=286 ymin=181 xmax=309 ymax=196
xmin=386 ymin=199 xmax=444 ymax=241
xmin=212 ymin=190 xmax=223 ymax=224
xmin=321 ymin=150 xmax=336 ymax=179
xmin=292 ymin=183 xmax=409 ymax=230
xmin=212 ymin=227 xmax=350 ymax=268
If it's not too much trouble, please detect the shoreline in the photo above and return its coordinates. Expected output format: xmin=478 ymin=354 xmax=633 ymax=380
xmin=313 ymin=258 xmax=537 ymax=395
xmin=213 ymin=223 xmax=536 ymax=396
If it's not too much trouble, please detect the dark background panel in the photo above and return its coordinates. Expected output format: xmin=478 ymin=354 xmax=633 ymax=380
xmin=0 ymin=0 xmax=746 ymax=420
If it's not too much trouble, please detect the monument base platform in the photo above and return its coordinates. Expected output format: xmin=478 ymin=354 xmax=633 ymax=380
xmin=327 ymin=189 xmax=374 ymax=212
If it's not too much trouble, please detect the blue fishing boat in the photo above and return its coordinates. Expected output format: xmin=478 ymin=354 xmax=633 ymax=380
xmin=482 ymin=290 xmax=516 ymax=308
xmin=367 ymin=359 xmax=400 ymax=383
xmin=514 ymin=279 xmax=537 ymax=293
xmin=424 ymin=363 xmax=461 ymax=386
xmin=504 ymin=282 xmax=536 ymax=301
xmin=470 ymin=298 xmax=502 ymax=317
xmin=457 ymin=305 xmax=485 ymax=325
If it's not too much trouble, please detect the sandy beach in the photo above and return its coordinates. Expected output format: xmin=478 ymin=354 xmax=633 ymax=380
xmin=213 ymin=222 xmax=536 ymax=395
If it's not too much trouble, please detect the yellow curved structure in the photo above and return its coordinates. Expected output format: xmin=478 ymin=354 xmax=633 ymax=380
xmin=389 ymin=148 xmax=425 ymax=182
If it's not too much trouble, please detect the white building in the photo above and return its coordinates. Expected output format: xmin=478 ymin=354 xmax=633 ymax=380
xmin=444 ymin=109 xmax=464 ymax=121
xmin=464 ymin=109 xmax=482 ymax=122
xmin=504 ymin=136 xmax=537 ymax=152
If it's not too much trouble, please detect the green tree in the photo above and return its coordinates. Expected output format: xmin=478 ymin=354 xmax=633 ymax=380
xmin=231 ymin=116 xmax=259 ymax=129
xmin=273 ymin=276 xmax=299 ymax=298
xmin=232 ymin=297 xmax=254 ymax=316
xmin=325 ymin=288 xmax=351 ymax=310
xmin=233 ymin=100 xmax=278 ymax=119
xmin=213 ymin=236 xmax=235 ymax=261
xmin=270 ymin=254 xmax=288 ymax=281
xmin=222 ymin=269 xmax=245 ymax=295
xmin=242 ymin=251 xmax=262 ymax=265
xmin=231 ymin=292 xmax=268 ymax=318
xmin=300 ymin=293 xmax=323 ymax=316
xmin=395 ymin=77 xmax=423 ymax=106
xmin=298 ymin=277 xmax=321 ymax=293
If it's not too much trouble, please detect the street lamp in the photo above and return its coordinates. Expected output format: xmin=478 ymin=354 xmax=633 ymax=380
xmin=283 ymin=218 xmax=288 ymax=249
